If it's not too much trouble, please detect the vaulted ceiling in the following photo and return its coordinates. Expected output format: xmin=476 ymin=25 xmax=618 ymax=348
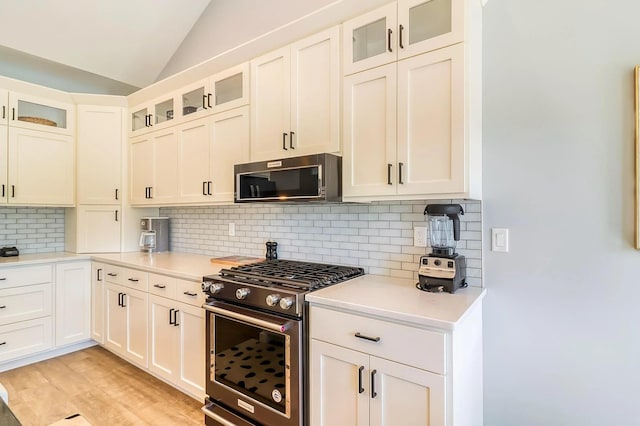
xmin=0 ymin=0 xmax=211 ymax=92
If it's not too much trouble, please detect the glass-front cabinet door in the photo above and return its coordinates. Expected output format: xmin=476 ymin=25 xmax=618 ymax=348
xmin=343 ymin=3 xmax=397 ymax=75
xmin=397 ymin=0 xmax=463 ymax=60
xmin=130 ymin=95 xmax=176 ymax=135
xmin=180 ymin=80 xmax=208 ymax=120
xmin=131 ymin=106 xmax=149 ymax=133
xmin=0 ymin=89 xmax=7 ymax=126
xmin=8 ymin=92 xmax=74 ymax=135
xmin=210 ymin=62 xmax=249 ymax=114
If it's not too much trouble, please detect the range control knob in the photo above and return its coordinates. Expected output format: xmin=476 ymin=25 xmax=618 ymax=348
xmin=236 ymin=288 xmax=250 ymax=300
xmin=266 ymin=294 xmax=281 ymax=307
xmin=201 ymin=281 xmax=211 ymax=292
xmin=210 ymin=283 xmax=224 ymax=294
xmin=279 ymin=297 xmax=295 ymax=310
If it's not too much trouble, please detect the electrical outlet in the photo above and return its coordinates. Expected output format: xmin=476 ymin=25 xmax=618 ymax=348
xmin=413 ymin=226 xmax=427 ymax=247
xmin=228 ymin=223 xmax=236 ymax=237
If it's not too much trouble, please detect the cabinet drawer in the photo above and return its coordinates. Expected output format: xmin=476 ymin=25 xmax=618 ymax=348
xmin=310 ymin=306 xmax=446 ymax=375
xmin=0 ymin=264 xmax=53 ymax=289
xmin=0 ymin=283 xmax=53 ymax=325
xmin=148 ymin=273 xmax=176 ymax=298
xmin=121 ymin=269 xmax=148 ymax=292
xmin=175 ymin=279 xmax=206 ymax=307
xmin=0 ymin=317 xmax=53 ymax=363
xmin=103 ymin=265 xmax=124 ymax=285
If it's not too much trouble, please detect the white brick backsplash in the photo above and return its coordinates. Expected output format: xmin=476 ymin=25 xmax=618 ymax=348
xmin=160 ymin=200 xmax=483 ymax=286
xmin=0 ymin=207 xmax=64 ymax=254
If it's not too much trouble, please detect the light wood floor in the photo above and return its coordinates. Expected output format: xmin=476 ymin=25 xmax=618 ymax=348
xmin=0 ymin=346 xmax=203 ymax=426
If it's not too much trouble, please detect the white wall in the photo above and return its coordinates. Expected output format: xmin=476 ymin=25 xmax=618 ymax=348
xmin=482 ymin=1 xmax=640 ymax=424
xmin=158 ymin=0 xmax=339 ymax=79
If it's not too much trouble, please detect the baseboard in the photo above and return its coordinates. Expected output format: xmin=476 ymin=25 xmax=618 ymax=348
xmin=0 ymin=340 xmax=97 ymax=373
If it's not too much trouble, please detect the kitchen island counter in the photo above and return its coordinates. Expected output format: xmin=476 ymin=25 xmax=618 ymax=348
xmin=306 ymin=274 xmax=486 ymax=331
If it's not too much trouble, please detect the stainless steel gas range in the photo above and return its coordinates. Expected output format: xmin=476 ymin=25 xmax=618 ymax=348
xmin=201 ymin=259 xmax=364 ymax=426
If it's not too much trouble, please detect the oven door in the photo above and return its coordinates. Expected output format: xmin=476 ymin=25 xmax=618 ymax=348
xmin=203 ymin=300 xmax=302 ymax=426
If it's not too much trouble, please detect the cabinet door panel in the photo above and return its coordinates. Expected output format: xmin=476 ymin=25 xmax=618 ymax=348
xmin=76 ymin=105 xmax=122 ymax=204
xmin=152 ymin=129 xmax=179 ymax=204
xmin=397 ymin=0 xmax=464 ymax=60
xmin=343 ymin=64 xmax=397 ymax=197
xmin=290 ymin=27 xmax=340 ymax=156
xmin=310 ymin=339 xmax=369 ymax=426
xmin=76 ymin=205 xmax=121 ymax=253
xmin=211 ymin=63 xmax=250 ymax=114
xmin=0 ymin=125 xmax=6 ymax=204
xmin=8 ymin=127 xmax=74 ymax=205
xmin=178 ymin=303 xmax=205 ymax=398
xmin=8 ymin=92 xmax=74 ymax=135
xmin=177 ymin=118 xmax=211 ymax=203
xmin=369 ymin=357 xmax=445 ymax=426
xmin=129 ymin=136 xmax=154 ymax=204
xmin=125 ymin=288 xmax=148 ymax=367
xmin=343 ymin=3 xmax=397 ymax=75
xmin=91 ymin=263 xmax=105 ymax=344
xmin=0 ymin=317 xmax=53 ymax=362
xmin=250 ymin=46 xmax=291 ymax=161
xmin=0 ymin=90 xmax=8 ymax=126
xmin=210 ymin=106 xmax=250 ymax=203
xmin=105 ymin=283 xmax=126 ymax=353
xmin=149 ymin=295 xmax=178 ymax=380
xmin=397 ymin=45 xmax=464 ymax=195
xmin=0 ymin=284 xmax=52 ymax=325
xmin=55 ymin=262 xmax=91 ymax=346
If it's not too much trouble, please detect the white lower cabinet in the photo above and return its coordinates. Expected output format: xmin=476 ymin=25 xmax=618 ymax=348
xmin=91 ymin=263 xmax=105 ymax=344
xmin=105 ymin=281 xmax=148 ymax=368
xmin=55 ymin=261 xmax=91 ymax=347
xmin=311 ymin=339 xmax=445 ymax=426
xmin=310 ymin=306 xmax=450 ymax=426
xmin=97 ymin=262 xmax=205 ymax=400
xmin=149 ymin=294 xmax=205 ymax=398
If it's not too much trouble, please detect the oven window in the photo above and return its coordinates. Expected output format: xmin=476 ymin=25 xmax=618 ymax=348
xmin=238 ymin=166 xmax=320 ymax=199
xmin=214 ymin=316 xmax=287 ymax=413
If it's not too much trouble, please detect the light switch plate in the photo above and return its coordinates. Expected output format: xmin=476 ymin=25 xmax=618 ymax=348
xmin=491 ymin=228 xmax=509 ymax=252
xmin=414 ymin=226 xmax=427 ymax=247
xmin=228 ymin=223 xmax=236 ymax=237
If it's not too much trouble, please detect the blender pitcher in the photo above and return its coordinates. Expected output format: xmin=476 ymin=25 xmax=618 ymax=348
xmin=424 ymin=204 xmax=464 ymax=257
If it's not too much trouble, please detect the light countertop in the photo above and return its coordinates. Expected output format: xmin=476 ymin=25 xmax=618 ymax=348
xmin=305 ymin=274 xmax=486 ymax=331
xmin=0 ymin=252 xmax=90 ymax=266
xmin=92 ymin=252 xmax=227 ymax=282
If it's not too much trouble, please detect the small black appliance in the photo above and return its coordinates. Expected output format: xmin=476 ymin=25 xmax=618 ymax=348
xmin=417 ymin=204 xmax=467 ymax=293
xmin=0 ymin=247 xmax=19 ymax=257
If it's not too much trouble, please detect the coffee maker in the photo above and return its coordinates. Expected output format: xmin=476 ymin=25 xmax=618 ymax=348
xmin=418 ymin=204 xmax=467 ymax=293
xmin=139 ymin=217 xmax=169 ymax=253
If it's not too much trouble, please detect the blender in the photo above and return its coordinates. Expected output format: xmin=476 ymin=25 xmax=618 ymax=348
xmin=418 ymin=204 xmax=468 ymax=293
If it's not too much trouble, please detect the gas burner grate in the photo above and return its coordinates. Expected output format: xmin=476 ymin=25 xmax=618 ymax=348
xmin=219 ymin=259 xmax=364 ymax=290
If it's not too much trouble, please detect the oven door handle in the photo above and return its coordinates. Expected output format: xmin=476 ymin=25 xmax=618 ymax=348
xmin=202 ymin=405 xmax=237 ymax=426
xmin=203 ymin=303 xmax=293 ymax=332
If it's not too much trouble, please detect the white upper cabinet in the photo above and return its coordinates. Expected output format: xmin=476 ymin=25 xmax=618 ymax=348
xmin=0 ymin=125 xmax=6 ymax=204
xmin=130 ymin=63 xmax=249 ymax=137
xmin=251 ymin=26 xmax=340 ymax=161
xmin=7 ymin=127 xmax=74 ymax=206
xmin=179 ymin=63 xmax=250 ymax=122
xmin=0 ymin=90 xmax=7 ymax=126
xmin=343 ymin=0 xmax=464 ymax=75
xmin=130 ymin=94 xmax=176 ymax=136
xmin=77 ymin=105 xmax=123 ymax=204
xmin=129 ymin=128 xmax=180 ymax=205
xmin=7 ymin=92 xmax=75 ymax=135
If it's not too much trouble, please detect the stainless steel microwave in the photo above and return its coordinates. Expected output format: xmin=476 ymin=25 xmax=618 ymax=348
xmin=234 ymin=153 xmax=342 ymax=202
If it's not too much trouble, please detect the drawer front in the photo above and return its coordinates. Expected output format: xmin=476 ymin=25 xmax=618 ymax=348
xmin=103 ymin=265 xmax=124 ymax=285
xmin=121 ymin=268 xmax=148 ymax=292
xmin=0 ymin=264 xmax=53 ymax=289
xmin=175 ymin=279 xmax=206 ymax=307
xmin=0 ymin=317 xmax=53 ymax=363
xmin=0 ymin=283 xmax=53 ymax=325
xmin=148 ymin=273 xmax=176 ymax=298
xmin=310 ymin=306 xmax=447 ymax=375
